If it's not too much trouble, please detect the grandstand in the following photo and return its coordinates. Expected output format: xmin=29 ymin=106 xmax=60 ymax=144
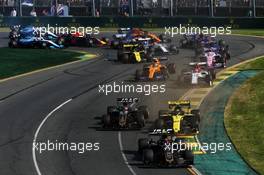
xmin=0 ymin=0 xmax=263 ymax=17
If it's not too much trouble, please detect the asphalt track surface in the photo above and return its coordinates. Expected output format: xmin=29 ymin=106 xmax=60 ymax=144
xmin=0 ymin=32 xmax=264 ymax=175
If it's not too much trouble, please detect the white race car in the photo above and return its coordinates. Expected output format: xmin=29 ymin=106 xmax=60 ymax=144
xmin=178 ymin=62 xmax=216 ymax=86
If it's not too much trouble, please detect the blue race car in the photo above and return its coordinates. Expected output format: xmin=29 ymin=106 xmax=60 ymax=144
xmin=9 ymin=36 xmax=64 ymax=49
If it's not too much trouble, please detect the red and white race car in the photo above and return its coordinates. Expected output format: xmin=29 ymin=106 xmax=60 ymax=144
xmin=178 ymin=62 xmax=216 ymax=87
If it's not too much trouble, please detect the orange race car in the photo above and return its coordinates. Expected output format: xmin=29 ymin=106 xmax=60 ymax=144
xmin=135 ymin=58 xmax=176 ymax=81
xmin=130 ymin=28 xmax=162 ymax=43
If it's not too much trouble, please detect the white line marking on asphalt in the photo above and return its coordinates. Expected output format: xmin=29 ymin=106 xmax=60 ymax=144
xmin=32 ymin=99 xmax=72 ymax=175
xmin=118 ymin=131 xmax=137 ymax=175
xmin=190 ymin=165 xmax=203 ymax=175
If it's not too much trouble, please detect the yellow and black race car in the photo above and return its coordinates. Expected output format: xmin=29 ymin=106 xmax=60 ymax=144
xmin=117 ymin=44 xmax=153 ymax=64
xmin=155 ymin=100 xmax=200 ymax=135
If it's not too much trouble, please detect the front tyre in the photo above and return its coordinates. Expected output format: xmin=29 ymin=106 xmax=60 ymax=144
xmin=102 ymin=114 xmax=111 ymax=128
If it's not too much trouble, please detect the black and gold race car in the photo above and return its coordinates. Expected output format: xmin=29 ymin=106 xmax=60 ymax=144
xmin=102 ymin=98 xmax=149 ymax=129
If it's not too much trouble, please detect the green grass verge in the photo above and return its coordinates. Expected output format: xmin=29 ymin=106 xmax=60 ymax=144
xmin=238 ymin=56 xmax=264 ymax=70
xmin=231 ymin=29 xmax=264 ymax=37
xmin=0 ymin=48 xmax=84 ymax=79
xmin=225 ymin=57 xmax=264 ymax=175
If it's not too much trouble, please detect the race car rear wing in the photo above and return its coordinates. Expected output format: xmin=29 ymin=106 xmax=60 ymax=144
xmin=123 ymin=44 xmax=139 ymax=48
xmin=189 ymin=62 xmax=207 ymax=66
xmin=168 ymin=100 xmax=191 ymax=107
xmin=117 ymin=97 xmax=139 ymax=104
xmin=119 ymin=28 xmax=131 ymax=32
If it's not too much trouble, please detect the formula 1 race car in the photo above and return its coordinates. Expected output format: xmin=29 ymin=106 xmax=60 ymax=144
xmin=111 ymin=28 xmax=172 ymax=49
xmin=138 ymin=134 xmax=194 ymax=167
xmin=102 ymin=98 xmax=149 ymax=129
xmin=148 ymin=43 xmax=179 ymax=56
xmin=155 ymin=101 xmax=200 ymax=135
xmin=197 ymin=44 xmax=230 ymax=68
xmin=9 ymin=25 xmax=35 ymax=39
xmin=8 ymin=26 xmax=64 ymax=49
xmin=178 ymin=62 xmax=216 ymax=86
xmin=135 ymin=59 xmax=176 ymax=81
xmin=9 ymin=36 xmax=64 ymax=49
xmin=179 ymin=34 xmax=197 ymax=49
xmin=202 ymin=50 xmax=229 ymax=68
xmin=117 ymin=44 xmax=153 ymax=63
xmin=61 ymin=33 xmax=108 ymax=47
xmin=133 ymin=37 xmax=179 ymax=56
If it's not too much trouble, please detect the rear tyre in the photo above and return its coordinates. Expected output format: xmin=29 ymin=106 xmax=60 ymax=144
xmin=205 ymin=74 xmax=213 ymax=87
xmin=138 ymin=106 xmax=149 ymax=119
xmin=143 ymin=149 xmax=154 ymax=165
xmin=155 ymin=119 xmax=164 ymax=129
xmin=137 ymin=112 xmax=145 ymax=128
xmin=121 ymin=54 xmax=130 ymax=64
xmin=138 ymin=138 xmax=149 ymax=153
xmin=169 ymin=45 xmax=179 ymax=54
xmin=135 ymin=69 xmax=143 ymax=81
xmin=112 ymin=41 xmax=119 ymax=49
xmin=184 ymin=150 xmax=194 ymax=165
xmin=107 ymin=106 xmax=115 ymax=114
xmin=167 ymin=63 xmax=176 ymax=74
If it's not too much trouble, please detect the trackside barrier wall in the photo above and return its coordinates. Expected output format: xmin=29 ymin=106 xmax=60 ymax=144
xmin=1 ymin=16 xmax=264 ymax=28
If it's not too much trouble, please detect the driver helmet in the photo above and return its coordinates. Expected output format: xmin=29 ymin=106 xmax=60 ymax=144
xmin=153 ymin=58 xmax=160 ymax=66
xmin=174 ymin=105 xmax=182 ymax=114
xmin=194 ymin=64 xmax=201 ymax=72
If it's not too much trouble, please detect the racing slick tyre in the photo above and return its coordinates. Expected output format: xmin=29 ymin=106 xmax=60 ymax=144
xmin=111 ymin=41 xmax=120 ymax=49
xmin=57 ymin=38 xmax=65 ymax=46
xmin=159 ymin=34 xmax=172 ymax=43
xmin=9 ymin=40 xmax=17 ymax=48
xmin=138 ymin=138 xmax=149 ymax=153
xmin=191 ymin=109 xmax=201 ymax=122
xmin=160 ymin=68 xmax=169 ymax=80
xmin=102 ymin=114 xmax=111 ymax=128
xmin=169 ymin=45 xmax=179 ymax=54
xmin=226 ymin=52 xmax=231 ymax=60
xmin=205 ymin=74 xmax=213 ymax=87
xmin=209 ymin=69 xmax=216 ymax=80
xmin=143 ymin=149 xmax=154 ymax=165
xmin=86 ymin=39 xmax=94 ymax=47
xmin=159 ymin=110 xmax=169 ymax=118
xmin=182 ymin=126 xmax=192 ymax=135
xmin=137 ymin=112 xmax=145 ymax=128
xmin=155 ymin=119 xmax=164 ymax=129
xmin=184 ymin=150 xmax=194 ymax=165
xmin=10 ymin=31 xmax=18 ymax=39
xmin=138 ymin=106 xmax=150 ymax=119
xmin=146 ymin=51 xmax=154 ymax=62
xmin=117 ymin=50 xmax=123 ymax=61
xmin=41 ymin=42 xmax=48 ymax=49
xmin=107 ymin=106 xmax=115 ymax=114
xmin=120 ymin=54 xmax=130 ymax=64
xmin=135 ymin=69 xmax=143 ymax=81
xmin=102 ymin=37 xmax=109 ymax=43
xmin=167 ymin=63 xmax=176 ymax=74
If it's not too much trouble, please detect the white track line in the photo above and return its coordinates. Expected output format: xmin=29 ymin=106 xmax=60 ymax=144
xmin=190 ymin=165 xmax=202 ymax=175
xmin=32 ymin=99 xmax=72 ymax=175
xmin=118 ymin=131 xmax=137 ymax=175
